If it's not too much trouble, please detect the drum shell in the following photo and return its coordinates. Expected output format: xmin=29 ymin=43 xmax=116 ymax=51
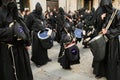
xmin=40 ymin=36 xmax=53 ymax=49
xmin=88 ymin=34 xmax=106 ymax=61
xmin=37 ymin=28 xmax=53 ymax=49
xmin=65 ymin=41 xmax=80 ymax=61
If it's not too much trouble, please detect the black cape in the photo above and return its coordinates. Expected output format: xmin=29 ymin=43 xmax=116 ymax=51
xmin=0 ymin=5 xmax=33 ymax=80
xmin=25 ymin=2 xmax=50 ymax=66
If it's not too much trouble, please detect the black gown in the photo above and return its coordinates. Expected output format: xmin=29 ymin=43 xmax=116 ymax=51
xmin=92 ymin=7 xmax=107 ymax=77
xmin=25 ymin=3 xmax=50 ymax=66
xmin=0 ymin=6 xmax=33 ymax=80
xmin=105 ymin=10 xmax=120 ymax=80
xmin=92 ymin=5 xmax=120 ymax=80
xmin=56 ymin=8 xmax=80 ymax=69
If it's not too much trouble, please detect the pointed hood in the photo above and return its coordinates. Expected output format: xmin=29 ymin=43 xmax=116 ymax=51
xmin=58 ymin=7 xmax=65 ymax=15
xmin=2 ymin=0 xmax=15 ymax=6
xmin=100 ymin=0 xmax=113 ymax=14
xmin=100 ymin=0 xmax=112 ymax=6
xmin=34 ymin=2 xmax=43 ymax=15
xmin=6 ymin=1 xmax=19 ymax=20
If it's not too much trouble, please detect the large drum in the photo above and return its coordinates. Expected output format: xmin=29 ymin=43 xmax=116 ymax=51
xmin=37 ymin=28 xmax=53 ymax=49
xmin=88 ymin=34 xmax=107 ymax=61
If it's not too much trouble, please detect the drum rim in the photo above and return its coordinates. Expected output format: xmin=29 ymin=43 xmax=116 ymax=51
xmin=37 ymin=28 xmax=50 ymax=40
xmin=89 ymin=34 xmax=103 ymax=43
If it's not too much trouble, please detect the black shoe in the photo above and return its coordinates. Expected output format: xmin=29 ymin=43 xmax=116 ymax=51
xmin=95 ymin=75 xmax=103 ymax=78
xmin=83 ymin=45 xmax=88 ymax=48
xmin=48 ymin=59 xmax=52 ymax=62
xmin=35 ymin=64 xmax=41 ymax=67
xmin=32 ymin=60 xmax=42 ymax=67
xmin=62 ymin=67 xmax=72 ymax=70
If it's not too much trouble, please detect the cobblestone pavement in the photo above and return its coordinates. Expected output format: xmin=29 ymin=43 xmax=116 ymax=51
xmin=29 ymin=41 xmax=107 ymax=80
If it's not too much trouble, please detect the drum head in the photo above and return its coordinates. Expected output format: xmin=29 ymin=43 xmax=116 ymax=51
xmin=38 ymin=28 xmax=50 ymax=40
xmin=74 ymin=28 xmax=82 ymax=38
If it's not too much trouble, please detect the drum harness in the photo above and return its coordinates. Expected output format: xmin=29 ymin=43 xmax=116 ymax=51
xmin=104 ymin=9 xmax=118 ymax=31
xmin=58 ymin=27 xmax=76 ymax=59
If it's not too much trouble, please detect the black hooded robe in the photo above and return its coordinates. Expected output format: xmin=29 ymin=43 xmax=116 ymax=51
xmin=0 ymin=1 xmax=33 ymax=80
xmin=105 ymin=11 xmax=120 ymax=80
xmin=56 ymin=7 xmax=80 ymax=69
xmin=92 ymin=0 xmax=120 ymax=80
xmin=25 ymin=2 xmax=51 ymax=66
xmin=91 ymin=7 xmax=107 ymax=77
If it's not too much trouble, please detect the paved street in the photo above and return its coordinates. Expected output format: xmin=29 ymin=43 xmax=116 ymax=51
xmin=29 ymin=41 xmax=107 ymax=80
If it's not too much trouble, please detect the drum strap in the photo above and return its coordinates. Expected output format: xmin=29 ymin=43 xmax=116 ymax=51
xmin=105 ymin=9 xmax=118 ymax=30
xmin=99 ymin=9 xmax=117 ymax=42
xmin=64 ymin=27 xmax=69 ymax=34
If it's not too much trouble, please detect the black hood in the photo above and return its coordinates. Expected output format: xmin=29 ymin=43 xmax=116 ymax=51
xmin=58 ymin=7 xmax=65 ymax=15
xmin=100 ymin=0 xmax=113 ymax=13
xmin=34 ymin=2 xmax=43 ymax=15
xmin=2 ymin=0 xmax=15 ymax=6
xmin=1 ymin=0 xmax=18 ymax=15
xmin=100 ymin=0 xmax=112 ymax=6
xmin=2 ymin=0 xmax=18 ymax=19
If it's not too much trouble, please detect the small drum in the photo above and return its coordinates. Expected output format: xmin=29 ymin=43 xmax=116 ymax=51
xmin=74 ymin=28 xmax=82 ymax=39
xmin=64 ymin=41 xmax=80 ymax=61
xmin=37 ymin=28 xmax=53 ymax=49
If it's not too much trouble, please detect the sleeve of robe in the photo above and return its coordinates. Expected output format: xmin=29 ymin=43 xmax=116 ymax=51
xmin=106 ymin=10 xmax=120 ymax=39
xmin=0 ymin=14 xmax=14 ymax=43
xmin=25 ymin=14 xmax=33 ymax=32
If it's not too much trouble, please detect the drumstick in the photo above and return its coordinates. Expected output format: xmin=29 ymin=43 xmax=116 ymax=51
xmin=64 ymin=15 xmax=73 ymax=22
xmin=64 ymin=27 xmax=69 ymax=34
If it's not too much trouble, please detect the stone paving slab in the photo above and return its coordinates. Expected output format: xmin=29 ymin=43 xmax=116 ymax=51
xmin=30 ymin=42 xmax=107 ymax=80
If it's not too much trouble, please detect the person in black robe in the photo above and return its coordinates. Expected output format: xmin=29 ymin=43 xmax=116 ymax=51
xmin=0 ymin=0 xmax=33 ymax=80
xmin=25 ymin=2 xmax=51 ymax=67
xmin=55 ymin=7 xmax=65 ymax=43
xmin=56 ymin=7 xmax=80 ymax=70
xmin=91 ymin=0 xmax=120 ymax=80
xmin=91 ymin=6 xmax=107 ymax=78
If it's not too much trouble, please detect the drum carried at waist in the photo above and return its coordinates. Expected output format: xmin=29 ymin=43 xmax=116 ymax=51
xmin=88 ymin=34 xmax=107 ymax=61
xmin=37 ymin=28 xmax=53 ymax=49
xmin=64 ymin=40 xmax=80 ymax=61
